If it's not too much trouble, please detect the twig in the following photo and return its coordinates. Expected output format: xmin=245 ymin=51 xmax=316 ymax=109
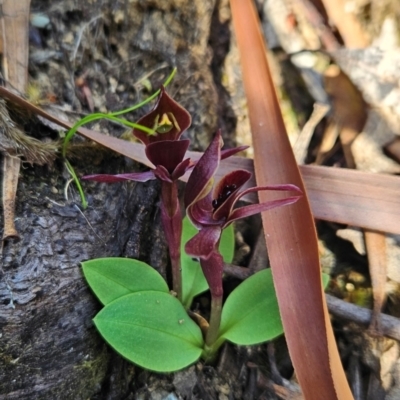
xmin=223 ymin=263 xmax=400 ymax=341
xmin=1 ymin=154 xmax=20 ymax=240
xmin=294 ymin=0 xmax=341 ymax=51
xmin=293 ymin=102 xmax=329 ymax=164
xmin=326 ymin=294 xmax=400 ymax=341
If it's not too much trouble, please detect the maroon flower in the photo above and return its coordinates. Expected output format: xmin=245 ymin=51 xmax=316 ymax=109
xmin=132 ymin=86 xmax=191 ymax=145
xmin=83 ymin=87 xmax=193 ymax=184
xmin=184 ymin=131 xmax=302 ymax=297
xmin=184 ymin=131 xmax=301 ymax=346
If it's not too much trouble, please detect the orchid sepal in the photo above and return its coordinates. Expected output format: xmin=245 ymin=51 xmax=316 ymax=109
xmin=133 ymin=87 xmax=191 ymax=145
xmin=145 ymin=139 xmax=190 ymax=174
xmin=185 ymin=225 xmax=222 ymax=260
xmin=184 ymin=131 xmax=222 ymax=209
xmin=220 ymin=145 xmax=249 ymax=160
xmin=225 ymin=195 xmax=301 ymax=228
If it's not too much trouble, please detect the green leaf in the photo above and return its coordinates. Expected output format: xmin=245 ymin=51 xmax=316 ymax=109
xmin=181 ymin=217 xmax=234 ymax=308
xmin=219 ymin=269 xmax=283 ymax=345
xmin=82 ymin=258 xmax=169 ymax=305
xmin=322 ymin=272 xmax=330 ymax=289
xmin=94 ymin=291 xmax=204 ymax=372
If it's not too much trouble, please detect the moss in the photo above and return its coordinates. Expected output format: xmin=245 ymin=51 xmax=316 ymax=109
xmin=73 ymin=351 xmax=109 ymax=398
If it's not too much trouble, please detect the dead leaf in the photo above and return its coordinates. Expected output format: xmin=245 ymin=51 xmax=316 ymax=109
xmin=230 ymin=0 xmax=353 ymax=398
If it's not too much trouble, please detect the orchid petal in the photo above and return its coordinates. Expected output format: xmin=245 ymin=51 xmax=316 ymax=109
xmin=185 ymin=226 xmax=222 ymax=259
xmin=146 ymin=139 xmax=190 ymax=174
xmin=235 ymin=183 xmax=302 ymax=200
xmin=171 ymin=158 xmax=192 ymax=181
xmin=153 ymin=165 xmax=172 ymax=182
xmin=225 ymin=195 xmax=301 ymax=227
xmin=82 ymin=171 xmax=156 ymax=183
xmin=133 ymin=87 xmax=191 ymax=144
xmin=184 ymin=130 xmax=222 ymax=208
xmin=223 ymin=184 xmax=301 ymax=225
xmin=220 ymin=145 xmax=249 ymax=160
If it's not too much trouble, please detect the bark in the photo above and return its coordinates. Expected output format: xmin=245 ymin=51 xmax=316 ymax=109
xmin=0 ymin=0 xmax=228 ymax=398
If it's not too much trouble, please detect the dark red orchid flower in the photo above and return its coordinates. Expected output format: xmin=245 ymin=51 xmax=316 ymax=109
xmin=83 ymin=87 xmax=193 ymax=184
xmin=132 ymin=86 xmax=191 ymax=145
xmin=184 ymin=131 xmax=302 ymax=298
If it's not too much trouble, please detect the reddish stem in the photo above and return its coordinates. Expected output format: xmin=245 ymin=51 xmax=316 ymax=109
xmin=205 ymin=294 xmax=223 ymax=347
xmin=200 ymin=253 xmax=224 ymax=347
xmin=160 ymin=181 xmax=182 ymax=301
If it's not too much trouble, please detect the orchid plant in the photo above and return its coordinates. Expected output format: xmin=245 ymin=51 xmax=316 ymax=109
xmin=83 ymin=88 xmax=246 ymax=301
xmin=80 ymin=86 xmax=303 ymax=371
xmin=184 ymin=131 xmax=301 ymax=353
xmin=83 ymin=88 xmax=193 ymax=301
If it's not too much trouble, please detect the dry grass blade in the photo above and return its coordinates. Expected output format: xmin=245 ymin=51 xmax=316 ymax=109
xmin=229 ymin=0 xmax=353 ymax=398
xmin=321 ymin=64 xmax=387 ymax=338
xmin=294 ymin=0 xmax=340 ymax=51
xmin=0 ymin=99 xmax=58 ymax=164
xmin=300 ymin=165 xmax=400 ymax=234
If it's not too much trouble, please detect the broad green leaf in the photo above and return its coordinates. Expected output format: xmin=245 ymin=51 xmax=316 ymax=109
xmin=181 ymin=217 xmax=234 ymax=308
xmin=219 ymin=269 xmax=282 ymax=345
xmin=82 ymin=258 xmax=169 ymax=305
xmin=94 ymin=291 xmax=204 ymax=372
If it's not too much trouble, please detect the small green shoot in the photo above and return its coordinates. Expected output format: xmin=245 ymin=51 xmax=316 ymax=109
xmin=65 ymin=158 xmax=88 ymax=208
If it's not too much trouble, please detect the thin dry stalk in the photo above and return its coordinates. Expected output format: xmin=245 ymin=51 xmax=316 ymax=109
xmin=2 ymin=155 xmax=20 ymax=240
xmin=0 ymin=0 xmax=31 ymax=241
xmin=364 ymin=230 xmax=387 ymax=336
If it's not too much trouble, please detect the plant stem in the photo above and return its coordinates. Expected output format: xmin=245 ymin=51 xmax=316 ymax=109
xmin=170 ymin=247 xmax=182 ymax=302
xmin=160 ymin=181 xmax=182 ymax=301
xmin=205 ymin=294 xmax=223 ymax=347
